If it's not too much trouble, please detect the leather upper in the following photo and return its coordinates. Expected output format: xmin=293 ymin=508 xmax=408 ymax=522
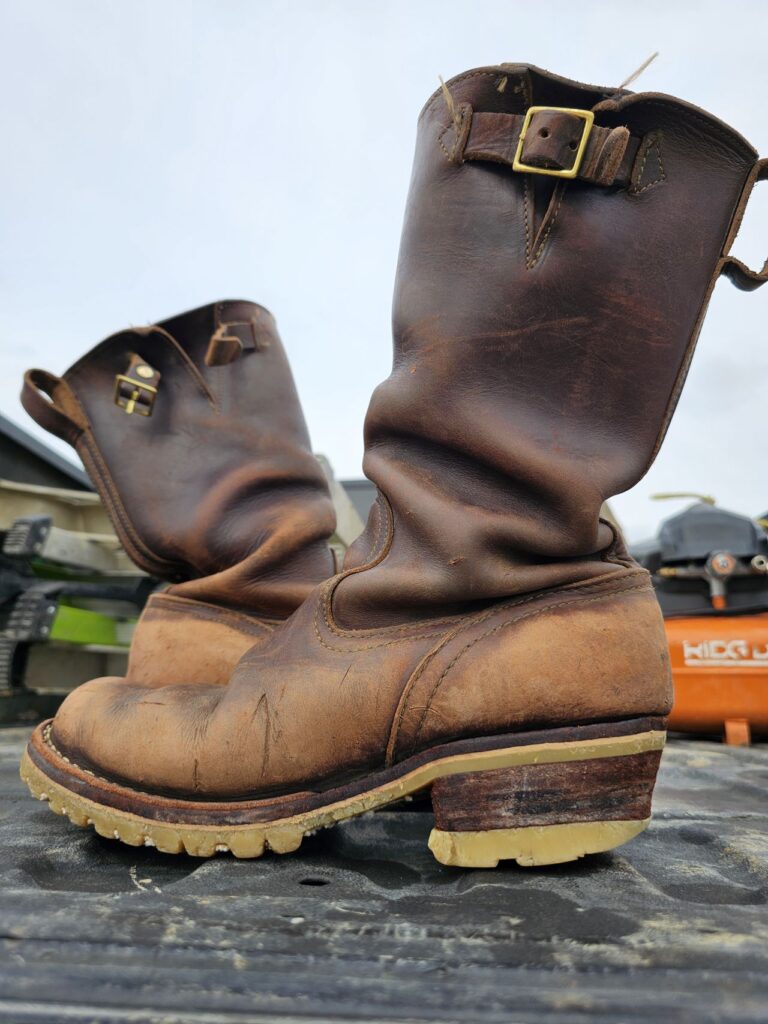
xmin=22 ymin=301 xmax=336 ymax=618
xmin=125 ymin=592 xmax=276 ymax=686
xmin=52 ymin=566 xmax=670 ymax=797
xmin=338 ymin=64 xmax=760 ymax=627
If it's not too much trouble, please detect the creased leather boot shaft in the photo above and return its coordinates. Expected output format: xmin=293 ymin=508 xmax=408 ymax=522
xmin=339 ymin=64 xmax=760 ymax=626
xmin=22 ymin=300 xmax=336 ymax=618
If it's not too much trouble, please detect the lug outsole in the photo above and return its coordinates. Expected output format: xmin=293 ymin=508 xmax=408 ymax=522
xmin=20 ymin=728 xmax=665 ymax=867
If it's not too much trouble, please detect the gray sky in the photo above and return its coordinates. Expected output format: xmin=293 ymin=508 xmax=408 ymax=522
xmin=1 ymin=0 xmax=767 ymax=542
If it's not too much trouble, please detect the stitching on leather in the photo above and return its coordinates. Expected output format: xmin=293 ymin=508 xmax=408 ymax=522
xmin=77 ymin=441 xmax=181 ymax=578
xmin=386 ymin=571 xmax=647 ymax=758
xmin=338 ymin=496 xmax=384 ymax=576
xmin=326 ymin=607 xmax=468 ymax=638
xmin=387 ymin=577 xmax=647 ymax=753
xmin=514 ymin=72 xmax=569 ymax=272
xmin=403 ymin=579 xmax=651 ymax=754
xmin=322 ymin=549 xmax=646 ymax=651
xmin=148 ymin=595 xmax=272 ymax=635
xmin=49 ymin=373 xmax=90 ymax=437
xmin=322 ymin=495 xmax=460 ymax=642
xmin=438 ymin=122 xmax=455 ymax=162
xmin=323 ymin=499 xmax=466 ymax=641
xmin=527 ymin=187 xmax=566 ymax=270
xmin=44 ymin=723 xmax=204 ymax=799
xmin=519 ymin=75 xmax=533 ymax=267
xmin=629 ymin=133 xmax=666 ymax=194
xmin=321 ymin=491 xmax=613 ymax=641
xmin=313 ymin=585 xmax=445 ymax=653
xmin=79 ymin=444 xmax=178 ymax=576
xmin=423 ymin=75 xmax=754 ymax=161
xmin=43 ymin=584 xmax=651 ymax=790
xmin=44 ymin=723 xmax=96 ymax=779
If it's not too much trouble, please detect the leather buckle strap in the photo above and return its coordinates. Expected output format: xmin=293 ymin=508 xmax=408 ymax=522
xmin=513 ymin=107 xmax=595 ymax=179
xmin=445 ymin=103 xmax=640 ymax=188
xmin=114 ymin=355 xmax=160 ymax=416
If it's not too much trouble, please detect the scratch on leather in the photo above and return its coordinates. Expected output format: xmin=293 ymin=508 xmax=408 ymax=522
xmin=253 ymin=693 xmax=275 ymax=780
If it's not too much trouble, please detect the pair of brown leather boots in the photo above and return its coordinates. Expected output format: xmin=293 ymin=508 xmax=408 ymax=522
xmin=20 ymin=64 xmax=767 ymax=868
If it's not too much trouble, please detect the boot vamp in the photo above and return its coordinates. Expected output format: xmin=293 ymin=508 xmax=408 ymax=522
xmin=50 ymin=583 xmax=442 ymax=797
xmin=50 ymin=570 xmax=670 ymax=799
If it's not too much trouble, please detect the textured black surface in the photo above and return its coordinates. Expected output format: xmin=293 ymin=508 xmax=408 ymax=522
xmin=0 ymin=727 xmax=766 ymax=1023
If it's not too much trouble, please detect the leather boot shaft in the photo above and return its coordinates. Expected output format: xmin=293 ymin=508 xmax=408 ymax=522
xmin=340 ymin=64 xmax=763 ymax=626
xmin=22 ymin=300 xmax=336 ymax=617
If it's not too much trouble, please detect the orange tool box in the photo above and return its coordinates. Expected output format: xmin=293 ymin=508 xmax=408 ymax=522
xmin=632 ymin=496 xmax=768 ymax=745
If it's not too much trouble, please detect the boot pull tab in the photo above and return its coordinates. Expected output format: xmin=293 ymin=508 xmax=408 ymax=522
xmin=114 ymin=354 xmax=161 ymax=416
xmin=20 ymin=368 xmax=88 ymax=446
xmin=205 ymin=319 xmax=265 ymax=367
xmin=720 ymin=158 xmax=768 ymax=291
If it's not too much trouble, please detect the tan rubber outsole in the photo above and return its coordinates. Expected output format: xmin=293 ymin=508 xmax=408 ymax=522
xmin=428 ymin=818 xmax=651 ymax=867
xmin=20 ymin=728 xmax=665 ymax=867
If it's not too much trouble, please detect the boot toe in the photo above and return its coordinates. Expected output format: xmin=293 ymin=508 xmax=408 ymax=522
xmin=51 ymin=676 xmax=225 ymax=796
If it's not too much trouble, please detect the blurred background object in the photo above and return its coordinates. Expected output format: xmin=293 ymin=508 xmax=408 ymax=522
xmin=633 ymin=495 xmax=768 ymax=746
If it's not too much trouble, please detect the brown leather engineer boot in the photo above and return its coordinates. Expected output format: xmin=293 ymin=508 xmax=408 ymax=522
xmin=23 ymin=66 xmax=768 ymax=867
xmin=20 ymin=300 xmax=336 ymax=685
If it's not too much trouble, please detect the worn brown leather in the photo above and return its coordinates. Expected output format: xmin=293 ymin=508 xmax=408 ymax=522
xmin=51 ymin=565 xmax=668 ymax=795
xmin=44 ymin=66 xmax=767 ymax=802
xmin=339 ymin=63 xmax=764 ymax=627
xmin=22 ymin=301 xmax=336 ymax=683
xmin=125 ymin=593 xmax=275 ymax=686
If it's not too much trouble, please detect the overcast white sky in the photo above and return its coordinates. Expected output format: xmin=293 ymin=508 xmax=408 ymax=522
xmin=1 ymin=0 xmax=767 ymax=542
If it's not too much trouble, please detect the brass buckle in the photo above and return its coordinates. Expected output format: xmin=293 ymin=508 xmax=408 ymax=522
xmin=512 ymin=106 xmax=595 ymax=179
xmin=113 ymin=375 xmax=157 ymax=416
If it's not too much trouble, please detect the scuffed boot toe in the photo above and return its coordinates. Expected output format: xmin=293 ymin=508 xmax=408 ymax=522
xmin=49 ymin=677 xmax=226 ymax=796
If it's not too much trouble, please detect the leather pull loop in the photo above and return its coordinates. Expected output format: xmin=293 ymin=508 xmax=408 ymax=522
xmin=446 ymin=105 xmax=641 ymax=188
xmin=720 ymin=158 xmax=768 ymax=291
xmin=205 ymin=319 xmax=264 ymax=367
xmin=114 ymin=354 xmax=161 ymax=416
xmin=20 ymin=369 xmax=86 ymax=446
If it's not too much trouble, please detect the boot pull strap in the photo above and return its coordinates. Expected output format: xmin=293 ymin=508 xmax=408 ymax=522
xmin=720 ymin=158 xmax=768 ymax=292
xmin=20 ymin=369 xmax=88 ymax=447
xmin=205 ymin=318 xmax=267 ymax=366
xmin=441 ymin=104 xmax=641 ymax=187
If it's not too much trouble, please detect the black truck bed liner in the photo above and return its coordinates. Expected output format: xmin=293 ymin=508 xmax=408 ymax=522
xmin=0 ymin=728 xmax=766 ymax=1023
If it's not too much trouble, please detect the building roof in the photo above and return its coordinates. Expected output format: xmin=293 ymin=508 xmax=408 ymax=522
xmin=0 ymin=412 xmax=91 ymax=491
